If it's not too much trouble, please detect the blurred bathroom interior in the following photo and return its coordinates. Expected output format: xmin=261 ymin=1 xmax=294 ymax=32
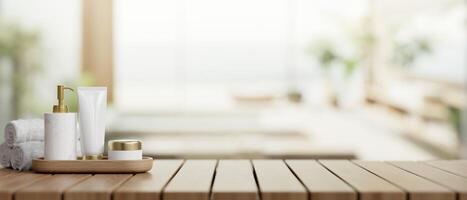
xmin=0 ymin=0 xmax=466 ymax=160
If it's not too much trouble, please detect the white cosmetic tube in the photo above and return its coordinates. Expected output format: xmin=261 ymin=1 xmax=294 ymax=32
xmin=78 ymin=87 xmax=107 ymax=158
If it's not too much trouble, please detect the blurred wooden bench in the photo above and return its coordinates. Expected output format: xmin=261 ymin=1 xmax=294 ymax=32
xmin=1 ymin=159 xmax=466 ymax=200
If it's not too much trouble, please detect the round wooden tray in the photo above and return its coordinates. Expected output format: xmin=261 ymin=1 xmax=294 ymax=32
xmin=32 ymin=156 xmax=153 ymax=173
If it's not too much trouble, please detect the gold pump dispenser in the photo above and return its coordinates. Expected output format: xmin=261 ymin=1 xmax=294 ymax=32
xmin=53 ymin=85 xmax=73 ymax=113
xmin=44 ymin=85 xmax=77 ymax=160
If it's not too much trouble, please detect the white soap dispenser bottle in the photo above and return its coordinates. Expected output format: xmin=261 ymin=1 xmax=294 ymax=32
xmin=44 ymin=85 xmax=77 ymax=160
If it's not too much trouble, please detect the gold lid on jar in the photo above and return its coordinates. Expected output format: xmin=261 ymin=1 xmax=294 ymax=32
xmin=108 ymin=140 xmax=142 ymax=151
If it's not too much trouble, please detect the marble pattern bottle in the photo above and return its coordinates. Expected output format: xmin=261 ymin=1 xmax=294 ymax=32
xmin=44 ymin=85 xmax=77 ymax=160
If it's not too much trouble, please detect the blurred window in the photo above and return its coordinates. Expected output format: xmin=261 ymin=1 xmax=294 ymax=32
xmin=113 ymin=0 xmax=465 ymax=112
xmin=114 ymin=0 xmax=368 ymax=111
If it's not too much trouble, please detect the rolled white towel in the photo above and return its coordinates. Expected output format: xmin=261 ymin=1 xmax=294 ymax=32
xmin=11 ymin=141 xmax=44 ymax=171
xmin=4 ymin=119 xmax=44 ymax=147
xmin=0 ymin=143 xmax=12 ymax=167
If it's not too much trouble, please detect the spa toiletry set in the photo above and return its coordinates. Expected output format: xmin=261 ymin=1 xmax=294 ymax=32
xmin=108 ymin=140 xmax=143 ymax=160
xmin=78 ymin=87 xmax=107 ymax=160
xmin=0 ymin=85 xmax=152 ymax=173
xmin=44 ymin=85 xmax=77 ymax=160
xmin=0 ymin=119 xmax=45 ymax=170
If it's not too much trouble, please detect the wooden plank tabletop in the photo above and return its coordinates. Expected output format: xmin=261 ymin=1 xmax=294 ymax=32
xmin=427 ymin=160 xmax=467 ymax=178
xmin=391 ymin=161 xmax=467 ymax=200
xmin=163 ymin=160 xmax=217 ymax=200
xmin=286 ymin=160 xmax=356 ymax=200
xmin=0 ymin=168 xmax=15 ymax=177
xmin=211 ymin=160 xmax=258 ymax=200
xmin=253 ymin=160 xmax=307 ymax=200
xmin=64 ymin=174 xmax=133 ymax=200
xmin=0 ymin=159 xmax=466 ymax=200
xmin=354 ymin=161 xmax=455 ymax=200
xmin=319 ymin=160 xmax=405 ymax=200
xmin=113 ymin=160 xmax=184 ymax=200
xmin=0 ymin=171 xmax=50 ymax=200
xmin=15 ymin=174 xmax=91 ymax=200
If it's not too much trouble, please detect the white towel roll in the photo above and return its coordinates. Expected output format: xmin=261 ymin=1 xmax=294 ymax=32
xmin=11 ymin=141 xmax=44 ymax=171
xmin=4 ymin=119 xmax=44 ymax=147
xmin=0 ymin=143 xmax=12 ymax=167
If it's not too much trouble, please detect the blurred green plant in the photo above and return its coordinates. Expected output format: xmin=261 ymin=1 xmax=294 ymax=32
xmin=307 ymin=19 xmax=375 ymax=78
xmin=0 ymin=21 xmax=41 ymax=119
xmin=448 ymin=106 xmax=462 ymax=137
xmin=392 ymin=38 xmax=432 ymax=67
xmin=307 ymin=40 xmax=368 ymax=78
xmin=308 ymin=41 xmax=340 ymax=70
xmin=342 ymin=58 xmax=358 ymax=77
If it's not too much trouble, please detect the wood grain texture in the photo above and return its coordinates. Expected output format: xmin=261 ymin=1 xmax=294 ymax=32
xmin=113 ymin=160 xmax=184 ymax=200
xmin=5 ymin=159 xmax=467 ymax=200
xmin=32 ymin=157 xmax=153 ymax=173
xmin=0 ymin=168 xmax=17 ymax=178
xmin=64 ymin=174 xmax=132 ymax=200
xmin=286 ymin=160 xmax=356 ymax=200
xmin=211 ymin=160 xmax=258 ymax=200
xmin=391 ymin=161 xmax=467 ymax=200
xmin=354 ymin=161 xmax=454 ymax=200
xmin=319 ymin=160 xmax=405 ymax=200
xmin=252 ymin=160 xmax=307 ymax=200
xmin=163 ymin=160 xmax=217 ymax=200
xmin=427 ymin=160 xmax=467 ymax=178
xmin=0 ymin=172 xmax=50 ymax=200
xmin=15 ymin=174 xmax=91 ymax=200
xmin=452 ymin=160 xmax=467 ymax=166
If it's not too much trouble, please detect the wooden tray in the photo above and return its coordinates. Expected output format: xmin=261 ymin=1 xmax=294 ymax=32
xmin=32 ymin=157 xmax=153 ymax=173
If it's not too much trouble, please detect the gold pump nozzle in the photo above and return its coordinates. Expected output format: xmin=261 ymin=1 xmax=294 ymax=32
xmin=53 ymin=85 xmax=73 ymax=113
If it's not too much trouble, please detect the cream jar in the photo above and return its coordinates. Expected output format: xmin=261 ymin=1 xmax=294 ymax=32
xmin=107 ymin=140 xmax=142 ymax=160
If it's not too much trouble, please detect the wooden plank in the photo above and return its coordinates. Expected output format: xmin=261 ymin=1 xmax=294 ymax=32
xmin=0 ymin=168 xmax=17 ymax=178
xmin=286 ymin=160 xmax=356 ymax=200
xmin=163 ymin=160 xmax=217 ymax=200
xmin=252 ymin=160 xmax=307 ymax=200
xmin=319 ymin=160 xmax=405 ymax=200
xmin=427 ymin=160 xmax=467 ymax=178
xmin=64 ymin=174 xmax=132 ymax=200
xmin=0 ymin=172 xmax=50 ymax=200
xmin=15 ymin=174 xmax=91 ymax=200
xmin=0 ymin=169 xmax=10 ymax=177
xmin=354 ymin=161 xmax=454 ymax=200
xmin=113 ymin=160 xmax=184 ymax=200
xmin=211 ymin=160 xmax=258 ymax=200
xmin=451 ymin=160 xmax=467 ymax=166
xmin=391 ymin=161 xmax=467 ymax=200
